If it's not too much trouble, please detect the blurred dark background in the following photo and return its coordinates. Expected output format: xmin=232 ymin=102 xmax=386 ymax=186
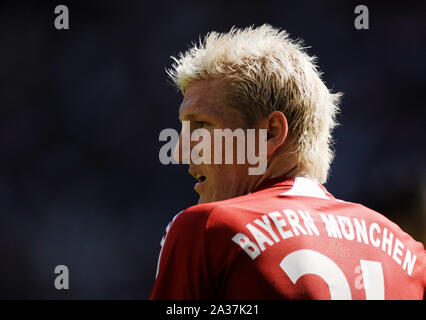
xmin=0 ymin=0 xmax=424 ymax=299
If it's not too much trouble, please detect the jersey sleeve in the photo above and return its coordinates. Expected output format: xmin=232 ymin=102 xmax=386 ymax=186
xmin=150 ymin=205 xmax=214 ymax=299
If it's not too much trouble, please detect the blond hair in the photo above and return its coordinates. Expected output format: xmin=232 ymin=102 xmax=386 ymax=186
xmin=167 ymin=24 xmax=341 ymax=184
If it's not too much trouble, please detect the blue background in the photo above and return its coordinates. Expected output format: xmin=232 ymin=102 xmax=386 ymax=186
xmin=0 ymin=0 xmax=424 ymax=298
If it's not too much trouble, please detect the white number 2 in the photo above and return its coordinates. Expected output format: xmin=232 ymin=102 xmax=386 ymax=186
xmin=280 ymin=249 xmax=384 ymax=300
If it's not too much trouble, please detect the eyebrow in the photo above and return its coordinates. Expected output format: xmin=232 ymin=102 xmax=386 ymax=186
xmin=178 ymin=115 xmax=190 ymax=122
xmin=178 ymin=111 xmax=218 ymax=122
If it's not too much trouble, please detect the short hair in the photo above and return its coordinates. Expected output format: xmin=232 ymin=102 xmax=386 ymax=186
xmin=167 ymin=24 xmax=342 ymax=184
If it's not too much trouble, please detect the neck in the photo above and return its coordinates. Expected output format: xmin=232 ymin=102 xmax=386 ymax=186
xmin=249 ymin=151 xmax=309 ymax=193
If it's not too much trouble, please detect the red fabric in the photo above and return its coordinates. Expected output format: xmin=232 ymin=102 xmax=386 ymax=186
xmin=150 ymin=177 xmax=425 ymax=300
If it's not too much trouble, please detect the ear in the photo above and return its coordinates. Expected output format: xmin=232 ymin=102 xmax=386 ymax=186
xmin=265 ymin=111 xmax=288 ymax=156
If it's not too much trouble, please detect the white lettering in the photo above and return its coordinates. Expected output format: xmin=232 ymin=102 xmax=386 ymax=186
xmin=369 ymin=223 xmax=381 ymax=247
xmin=353 ymin=218 xmax=369 ymax=245
xmin=392 ymin=238 xmax=404 ymax=265
xmin=268 ymin=211 xmax=293 ymax=239
xmin=190 ymin=128 xmax=212 ymax=165
xmin=231 ymin=233 xmax=260 ymax=260
xmin=402 ymin=249 xmax=416 ymax=276
xmin=247 ymin=223 xmax=274 ymax=251
xmin=320 ymin=214 xmax=342 ymax=238
xmin=337 ymin=216 xmax=355 ymax=240
xmin=231 ymin=209 xmax=417 ymax=278
xmin=354 ymin=5 xmax=369 ymax=30
xmin=381 ymin=228 xmax=393 ymax=256
xmin=298 ymin=210 xmax=320 ymax=236
xmin=254 ymin=215 xmax=280 ymax=243
xmin=284 ymin=209 xmax=307 ymax=236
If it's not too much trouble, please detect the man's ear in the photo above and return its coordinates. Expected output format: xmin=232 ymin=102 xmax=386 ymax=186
xmin=266 ymin=111 xmax=288 ymax=156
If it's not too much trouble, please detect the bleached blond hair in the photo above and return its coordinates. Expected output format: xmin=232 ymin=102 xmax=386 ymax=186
xmin=167 ymin=24 xmax=341 ymax=184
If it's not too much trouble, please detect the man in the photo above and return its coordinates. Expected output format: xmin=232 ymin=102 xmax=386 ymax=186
xmin=151 ymin=25 xmax=425 ymax=299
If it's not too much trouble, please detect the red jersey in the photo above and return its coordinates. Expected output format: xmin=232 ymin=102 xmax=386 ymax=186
xmin=150 ymin=176 xmax=425 ymax=299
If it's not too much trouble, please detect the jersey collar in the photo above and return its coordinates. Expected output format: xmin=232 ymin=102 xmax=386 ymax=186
xmin=252 ymin=175 xmax=335 ymax=199
xmin=251 ymin=175 xmax=295 ymax=192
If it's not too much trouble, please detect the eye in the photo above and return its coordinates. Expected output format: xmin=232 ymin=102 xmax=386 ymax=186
xmin=196 ymin=121 xmax=208 ymax=128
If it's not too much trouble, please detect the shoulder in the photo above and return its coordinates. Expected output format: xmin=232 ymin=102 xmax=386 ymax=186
xmin=356 ymin=202 xmax=419 ymax=237
xmin=171 ymin=203 xmax=215 ymax=226
xmin=166 ymin=202 xmax=229 ymax=237
xmin=340 ymin=201 xmax=425 ymax=256
xmin=170 ymin=194 xmax=258 ymax=234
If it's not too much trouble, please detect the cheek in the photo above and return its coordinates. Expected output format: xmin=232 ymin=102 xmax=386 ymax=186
xmin=207 ymin=167 xmax=223 ymax=185
xmin=208 ymin=166 xmax=242 ymax=189
xmin=205 ymin=166 xmax=228 ymax=189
